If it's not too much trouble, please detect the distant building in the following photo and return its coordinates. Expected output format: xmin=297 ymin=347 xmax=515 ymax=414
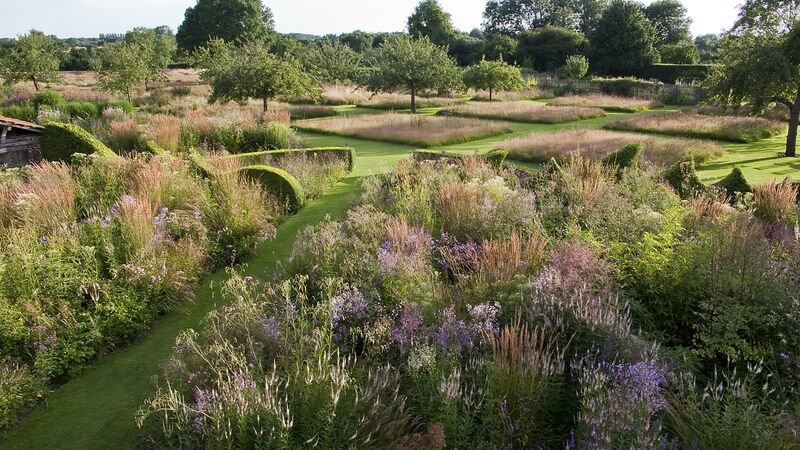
xmin=0 ymin=116 xmax=43 ymax=168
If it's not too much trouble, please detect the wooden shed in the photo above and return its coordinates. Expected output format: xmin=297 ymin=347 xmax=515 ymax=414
xmin=0 ymin=115 xmax=44 ymax=168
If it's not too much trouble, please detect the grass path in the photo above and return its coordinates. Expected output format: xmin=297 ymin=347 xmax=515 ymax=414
xmin=2 ymin=136 xmax=416 ymax=450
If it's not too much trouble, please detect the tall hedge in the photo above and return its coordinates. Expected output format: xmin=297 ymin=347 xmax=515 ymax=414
xmin=41 ymin=122 xmax=116 ymax=161
xmin=232 ymin=147 xmax=356 ymax=173
xmin=640 ymin=64 xmax=715 ymax=84
xmin=240 ymin=165 xmax=306 ymax=213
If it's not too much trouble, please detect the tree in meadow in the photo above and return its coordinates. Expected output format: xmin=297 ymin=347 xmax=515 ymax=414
xmin=517 ymin=26 xmax=587 ymax=72
xmin=202 ymin=41 xmax=320 ymax=112
xmin=124 ymin=27 xmax=177 ymax=88
xmin=463 ymin=58 xmax=525 ymax=101
xmin=589 ymin=0 xmax=659 ymax=76
xmin=302 ymin=40 xmax=363 ymax=83
xmin=1 ymin=30 xmax=61 ymax=91
xmin=176 ymin=0 xmax=275 ymax=53
xmin=93 ymin=41 xmax=152 ymax=102
xmin=706 ymin=0 xmax=800 ymax=157
xmin=408 ymin=0 xmax=457 ymax=47
xmin=363 ymin=35 xmax=461 ymax=114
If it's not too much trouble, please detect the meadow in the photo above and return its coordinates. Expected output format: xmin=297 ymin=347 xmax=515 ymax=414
xmin=294 ymin=113 xmax=514 ymax=147
xmin=547 ymin=94 xmax=661 ymax=112
xmin=444 ymin=100 xmax=605 ymax=124
xmin=605 ymin=112 xmax=788 ymax=143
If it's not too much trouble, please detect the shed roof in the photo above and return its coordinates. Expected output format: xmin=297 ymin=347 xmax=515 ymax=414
xmin=0 ymin=115 xmax=44 ymax=133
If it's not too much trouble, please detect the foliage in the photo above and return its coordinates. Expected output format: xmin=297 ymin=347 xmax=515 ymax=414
xmin=644 ymin=0 xmax=692 ymax=47
xmin=658 ymin=41 xmax=699 ymax=64
xmin=0 ymin=30 xmax=60 ymax=91
xmin=41 ymin=122 xmax=116 ymax=161
xmin=362 ymin=35 xmax=462 ymax=113
xmin=407 ymin=0 xmax=456 ymax=46
xmin=663 ymin=156 xmax=705 ymax=198
xmin=714 ymin=167 xmax=752 ymax=198
xmin=176 ymin=0 xmax=275 ymax=53
xmin=704 ymin=0 xmax=800 ymax=156
xmin=204 ymin=41 xmax=321 ymax=112
xmin=301 ymin=40 xmax=362 ymax=83
xmin=601 ymin=142 xmax=643 ymax=172
xmin=559 ymin=55 xmax=590 ymax=79
xmin=234 ymin=147 xmax=356 ymax=173
xmin=94 ymin=41 xmax=152 ymax=102
xmin=482 ymin=0 xmax=602 ymax=35
xmin=123 ymin=27 xmax=177 ymax=86
xmin=590 ymin=0 xmax=660 ymax=76
xmin=240 ymin=165 xmax=306 ymax=213
xmin=605 ymin=112 xmax=787 ymax=143
xmin=462 ymin=58 xmax=525 ymax=101
xmin=0 ymin=359 xmax=46 ymax=429
xmin=517 ymin=26 xmax=587 ymax=72
xmin=640 ymin=63 xmax=713 ymax=83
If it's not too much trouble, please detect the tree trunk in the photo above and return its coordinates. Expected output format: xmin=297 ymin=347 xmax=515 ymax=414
xmin=31 ymin=76 xmax=39 ymax=91
xmin=489 ymin=88 xmax=493 ymax=102
xmin=787 ymin=85 xmax=800 ymax=157
xmin=410 ymin=88 xmax=417 ymax=114
xmin=263 ymin=96 xmax=269 ymax=113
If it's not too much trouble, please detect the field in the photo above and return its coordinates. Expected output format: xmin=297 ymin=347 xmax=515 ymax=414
xmin=605 ymin=112 xmax=787 ymax=143
xmin=294 ymin=113 xmax=514 ymax=147
xmin=444 ymin=100 xmax=605 ymax=124
xmin=548 ymin=94 xmax=661 ymax=112
xmin=494 ymin=128 xmax=725 ymax=166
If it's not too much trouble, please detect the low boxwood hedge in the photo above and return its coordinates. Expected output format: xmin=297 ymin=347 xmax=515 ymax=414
xmin=413 ymin=149 xmax=508 ymax=168
xmin=240 ymin=165 xmax=306 ymax=213
xmin=41 ymin=122 xmax=116 ymax=161
xmin=232 ymin=147 xmax=356 ymax=173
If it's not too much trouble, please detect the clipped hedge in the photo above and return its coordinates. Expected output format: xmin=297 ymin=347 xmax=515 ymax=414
xmin=640 ymin=64 xmax=715 ymax=84
xmin=663 ymin=157 xmax=705 ymax=199
xmin=714 ymin=167 xmax=752 ymax=198
xmin=143 ymin=140 xmax=168 ymax=155
xmin=232 ymin=147 xmax=356 ymax=173
xmin=413 ymin=149 xmax=508 ymax=168
xmin=602 ymin=142 xmax=643 ymax=172
xmin=41 ymin=122 xmax=116 ymax=161
xmin=240 ymin=165 xmax=306 ymax=213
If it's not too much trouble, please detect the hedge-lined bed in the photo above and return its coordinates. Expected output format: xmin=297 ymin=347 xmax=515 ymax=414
xmin=604 ymin=112 xmax=787 ymax=143
xmin=232 ymin=147 xmax=356 ymax=173
xmin=547 ymin=95 xmax=660 ymax=113
xmin=42 ymin=122 xmax=117 ymax=161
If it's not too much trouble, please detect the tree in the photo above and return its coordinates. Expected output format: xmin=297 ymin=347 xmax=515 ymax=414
xmin=124 ymin=27 xmax=177 ymax=88
xmin=644 ymin=0 xmax=692 ymax=47
xmin=408 ymin=0 xmax=456 ymax=47
xmin=517 ymin=26 xmax=586 ymax=71
xmin=1 ymin=30 xmax=60 ymax=91
xmin=573 ymin=0 xmax=609 ymax=34
xmin=94 ymin=42 xmax=151 ymax=102
xmin=463 ymin=58 xmax=525 ymax=100
xmin=483 ymin=33 xmax=519 ymax=63
xmin=559 ymin=54 xmax=590 ymax=78
xmin=659 ymin=41 xmax=698 ymax=64
xmin=482 ymin=0 xmax=578 ymax=35
xmin=695 ymin=33 xmax=721 ymax=63
xmin=302 ymin=40 xmax=363 ymax=83
xmin=339 ymin=30 xmax=375 ymax=53
xmin=589 ymin=0 xmax=659 ymax=76
xmin=176 ymin=0 xmax=275 ymax=53
xmin=705 ymin=0 xmax=800 ymax=157
xmin=449 ymin=35 xmax=484 ymax=66
xmin=363 ymin=35 xmax=461 ymax=114
xmin=201 ymin=41 xmax=320 ymax=112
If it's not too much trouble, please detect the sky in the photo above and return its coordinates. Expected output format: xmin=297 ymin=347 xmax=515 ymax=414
xmin=0 ymin=0 xmax=742 ymax=39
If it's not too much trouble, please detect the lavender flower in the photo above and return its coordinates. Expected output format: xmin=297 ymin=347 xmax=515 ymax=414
xmin=390 ymin=303 xmax=426 ymax=351
xmin=433 ymin=307 xmax=473 ymax=356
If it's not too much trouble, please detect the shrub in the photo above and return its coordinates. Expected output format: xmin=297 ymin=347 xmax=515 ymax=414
xmin=714 ymin=167 xmax=752 ymax=198
xmin=233 ymin=147 xmax=356 ymax=173
xmin=98 ymin=100 xmax=135 ymax=114
xmin=63 ymin=101 xmax=100 ymax=119
xmin=558 ymin=55 xmax=589 ymax=79
xmin=602 ymin=142 xmax=643 ymax=176
xmin=143 ymin=140 xmax=167 ymax=155
xmin=595 ymin=77 xmax=656 ymax=97
xmin=170 ymin=86 xmax=192 ymax=97
xmin=240 ymin=165 xmax=306 ymax=213
xmin=32 ymin=90 xmax=65 ymax=109
xmin=41 ymin=122 xmax=116 ymax=161
xmin=0 ymin=105 xmax=37 ymax=122
xmin=663 ymin=157 xmax=706 ymax=199
xmin=240 ymin=122 xmax=291 ymax=151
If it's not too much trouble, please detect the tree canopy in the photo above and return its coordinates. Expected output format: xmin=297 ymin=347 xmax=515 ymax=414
xmin=1 ymin=30 xmax=61 ymax=91
xmin=706 ymin=0 xmax=800 ymax=156
xmin=517 ymin=26 xmax=587 ymax=71
xmin=93 ymin=41 xmax=151 ymax=102
xmin=200 ymin=41 xmax=320 ymax=112
xmin=408 ymin=0 xmax=457 ymax=47
xmin=482 ymin=0 xmax=608 ymax=35
xmin=302 ymin=40 xmax=363 ymax=83
xmin=176 ymin=0 xmax=275 ymax=53
xmin=124 ymin=27 xmax=177 ymax=87
xmin=644 ymin=0 xmax=692 ymax=47
xmin=363 ymin=35 xmax=461 ymax=113
xmin=462 ymin=58 xmax=525 ymax=100
xmin=589 ymin=0 xmax=659 ymax=76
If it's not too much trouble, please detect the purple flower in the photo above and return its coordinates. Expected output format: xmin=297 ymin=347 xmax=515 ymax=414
xmin=390 ymin=303 xmax=426 ymax=351
xmin=612 ymin=360 xmax=668 ymax=415
xmin=433 ymin=307 xmax=473 ymax=355
xmin=468 ymin=302 xmax=501 ymax=339
xmin=262 ymin=316 xmax=281 ymax=342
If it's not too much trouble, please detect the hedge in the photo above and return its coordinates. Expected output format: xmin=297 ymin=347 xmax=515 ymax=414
xmin=413 ymin=149 xmax=508 ymax=168
xmin=240 ymin=165 xmax=306 ymax=213
xmin=663 ymin=157 xmax=705 ymax=199
xmin=232 ymin=147 xmax=356 ymax=173
xmin=144 ymin=140 xmax=168 ymax=155
xmin=602 ymin=142 xmax=643 ymax=174
xmin=41 ymin=122 xmax=116 ymax=161
xmin=714 ymin=167 xmax=752 ymax=198
xmin=640 ymin=64 xmax=715 ymax=84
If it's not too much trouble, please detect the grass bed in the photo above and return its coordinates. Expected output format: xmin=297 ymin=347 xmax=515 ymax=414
xmin=548 ymin=94 xmax=660 ymax=113
xmin=470 ymin=87 xmax=551 ymax=102
xmin=604 ymin=112 xmax=787 ymax=143
xmin=444 ymin=101 xmax=605 ymax=124
xmin=294 ymin=113 xmax=513 ymax=147
xmin=496 ymin=128 xmax=725 ymax=167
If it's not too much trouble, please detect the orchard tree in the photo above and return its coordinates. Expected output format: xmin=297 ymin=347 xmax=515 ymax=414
xmin=1 ymin=30 xmax=60 ymax=91
xmin=589 ymin=0 xmax=658 ymax=76
xmin=94 ymin=42 xmax=151 ymax=102
xmin=204 ymin=42 xmax=320 ymax=112
xmin=302 ymin=40 xmax=363 ymax=83
xmin=124 ymin=27 xmax=177 ymax=88
xmin=363 ymin=35 xmax=461 ymax=114
xmin=408 ymin=0 xmax=456 ymax=47
xmin=463 ymin=58 xmax=525 ymax=101
xmin=176 ymin=0 xmax=275 ymax=53
xmin=517 ymin=26 xmax=587 ymax=71
xmin=706 ymin=0 xmax=800 ymax=157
